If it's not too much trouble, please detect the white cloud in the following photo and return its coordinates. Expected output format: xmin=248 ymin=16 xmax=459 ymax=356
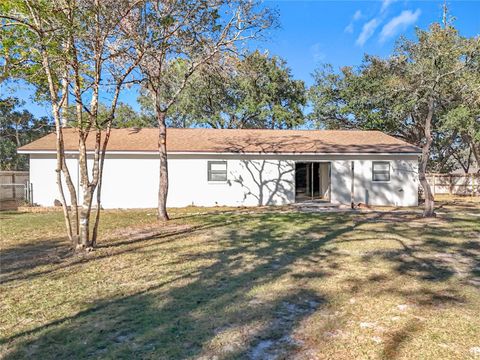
xmin=353 ymin=10 xmax=362 ymax=21
xmin=381 ymin=0 xmax=396 ymax=13
xmin=379 ymin=9 xmax=421 ymax=42
xmin=356 ymin=18 xmax=381 ymax=46
xmin=344 ymin=10 xmax=362 ymax=34
xmin=310 ymin=43 xmax=326 ymax=62
xmin=344 ymin=23 xmax=354 ymax=33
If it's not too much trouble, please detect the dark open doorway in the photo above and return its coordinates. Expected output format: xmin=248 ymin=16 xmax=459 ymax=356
xmin=295 ymin=162 xmax=331 ymax=202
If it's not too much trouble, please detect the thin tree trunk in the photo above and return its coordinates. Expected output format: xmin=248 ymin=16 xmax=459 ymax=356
xmin=14 ymin=122 xmax=21 ymax=146
xmin=54 ymin=120 xmax=73 ymax=243
xmin=38 ymin=41 xmax=79 ymax=244
xmin=92 ymin=126 xmax=112 ymax=246
xmin=61 ymin=153 xmax=80 ymax=239
xmin=78 ymin=129 xmax=103 ymax=249
xmin=61 ymin=74 xmax=69 ymax=127
xmin=156 ymin=108 xmax=169 ymax=221
xmin=78 ymin=133 xmax=93 ymax=249
xmin=418 ymin=99 xmax=435 ymax=217
xmin=470 ymin=140 xmax=480 ymax=171
xmin=59 ymin=61 xmax=80 ymax=242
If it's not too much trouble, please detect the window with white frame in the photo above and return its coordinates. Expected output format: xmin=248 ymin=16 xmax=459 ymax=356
xmin=208 ymin=161 xmax=227 ymax=182
xmin=372 ymin=161 xmax=390 ymax=182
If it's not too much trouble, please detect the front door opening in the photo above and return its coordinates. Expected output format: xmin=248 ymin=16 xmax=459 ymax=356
xmin=295 ymin=162 xmax=331 ymax=202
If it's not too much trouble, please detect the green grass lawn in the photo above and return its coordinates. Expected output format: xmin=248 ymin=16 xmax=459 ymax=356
xmin=1 ymin=196 xmax=479 ymax=359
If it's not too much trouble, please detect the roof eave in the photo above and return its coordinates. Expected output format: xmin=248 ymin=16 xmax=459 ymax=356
xmin=18 ymin=149 xmax=422 ymax=155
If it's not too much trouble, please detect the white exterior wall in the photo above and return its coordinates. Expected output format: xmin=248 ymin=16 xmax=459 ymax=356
xmin=29 ymin=154 xmax=80 ymax=207
xmin=329 ymin=156 xmax=419 ymax=206
xmin=28 ymin=153 xmax=418 ymax=208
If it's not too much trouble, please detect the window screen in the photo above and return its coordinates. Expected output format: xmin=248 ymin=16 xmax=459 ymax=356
xmin=372 ymin=161 xmax=390 ymax=181
xmin=208 ymin=161 xmax=227 ymax=181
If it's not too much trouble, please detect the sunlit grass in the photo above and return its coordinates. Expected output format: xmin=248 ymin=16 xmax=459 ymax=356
xmin=1 ymin=197 xmax=479 ymax=359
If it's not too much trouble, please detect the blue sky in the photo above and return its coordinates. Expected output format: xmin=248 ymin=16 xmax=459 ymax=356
xmin=2 ymin=0 xmax=479 ymax=118
xmin=263 ymin=0 xmax=480 ymax=86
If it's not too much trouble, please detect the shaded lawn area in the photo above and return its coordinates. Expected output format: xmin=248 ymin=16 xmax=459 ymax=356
xmin=0 ymin=196 xmax=479 ymax=359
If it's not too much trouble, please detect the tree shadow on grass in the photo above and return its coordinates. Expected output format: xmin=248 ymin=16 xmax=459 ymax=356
xmin=2 ymin=212 xmax=354 ymax=359
xmin=3 ymin=208 xmax=478 ymax=359
xmin=0 ymin=211 xmax=251 ymax=285
xmin=337 ymin=214 xmax=478 ymax=359
xmin=356 ymin=220 xmax=480 ymax=284
xmin=381 ymin=320 xmax=424 ymax=360
xmin=0 ymin=237 xmax=71 ymax=282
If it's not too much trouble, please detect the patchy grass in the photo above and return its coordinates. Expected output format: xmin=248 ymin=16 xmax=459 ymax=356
xmin=1 ymin=198 xmax=479 ymax=359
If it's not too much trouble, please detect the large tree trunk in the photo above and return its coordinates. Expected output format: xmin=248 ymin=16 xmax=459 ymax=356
xmin=419 ymin=99 xmax=435 ymax=217
xmin=156 ymin=109 xmax=170 ymax=221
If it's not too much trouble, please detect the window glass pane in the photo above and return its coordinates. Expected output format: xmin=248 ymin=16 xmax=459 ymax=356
xmin=210 ymin=163 xmax=227 ymax=171
xmin=373 ymin=163 xmax=389 ymax=172
xmin=208 ymin=161 xmax=227 ymax=181
xmin=373 ymin=173 xmax=390 ymax=181
xmin=372 ymin=162 xmax=390 ymax=181
xmin=210 ymin=172 xmax=227 ymax=181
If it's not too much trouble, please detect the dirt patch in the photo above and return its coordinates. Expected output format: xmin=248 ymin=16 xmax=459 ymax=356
xmin=249 ymin=300 xmax=321 ymax=360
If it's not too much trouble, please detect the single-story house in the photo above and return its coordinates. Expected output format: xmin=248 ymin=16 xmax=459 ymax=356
xmin=18 ymin=128 xmax=421 ymax=208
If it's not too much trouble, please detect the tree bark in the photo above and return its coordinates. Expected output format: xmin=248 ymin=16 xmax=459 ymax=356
xmin=78 ymin=134 xmax=92 ymax=249
xmin=418 ymin=99 xmax=435 ymax=217
xmin=77 ymin=129 xmax=103 ymax=250
xmin=92 ymin=126 xmax=111 ymax=246
xmin=157 ymin=108 xmax=170 ymax=221
xmin=38 ymin=39 xmax=79 ymax=245
xmin=470 ymin=140 xmax=480 ymax=171
xmin=54 ymin=118 xmax=73 ymax=243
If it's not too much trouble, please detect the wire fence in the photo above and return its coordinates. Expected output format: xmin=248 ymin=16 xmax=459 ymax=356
xmin=0 ymin=171 xmax=32 ymax=210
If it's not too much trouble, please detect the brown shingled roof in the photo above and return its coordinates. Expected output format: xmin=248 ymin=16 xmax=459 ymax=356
xmin=18 ymin=128 xmax=421 ymax=154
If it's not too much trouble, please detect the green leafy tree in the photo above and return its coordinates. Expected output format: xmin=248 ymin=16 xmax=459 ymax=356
xmin=109 ymin=103 xmax=155 ymax=128
xmin=439 ymin=48 xmax=480 ymax=171
xmin=1 ymin=0 xmax=146 ymax=249
xmin=0 ymin=97 xmax=52 ymax=170
xmin=141 ymin=51 xmax=306 ymax=129
xmin=441 ymin=107 xmax=480 ymax=171
xmin=221 ymin=51 xmax=306 ymax=129
xmin=310 ymin=23 xmax=479 ymax=216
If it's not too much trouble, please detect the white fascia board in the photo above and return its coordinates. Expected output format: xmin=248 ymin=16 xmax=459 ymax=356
xmin=18 ymin=150 xmax=421 ymax=156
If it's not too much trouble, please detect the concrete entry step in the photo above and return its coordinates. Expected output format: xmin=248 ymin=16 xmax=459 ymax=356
xmin=292 ymin=201 xmax=348 ymax=212
xmin=292 ymin=201 xmax=338 ymax=208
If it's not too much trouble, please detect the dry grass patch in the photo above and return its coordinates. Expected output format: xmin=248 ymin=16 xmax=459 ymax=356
xmin=1 ymin=198 xmax=479 ymax=359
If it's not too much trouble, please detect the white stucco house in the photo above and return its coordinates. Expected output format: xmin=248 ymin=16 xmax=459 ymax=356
xmin=18 ymin=128 xmax=421 ymax=208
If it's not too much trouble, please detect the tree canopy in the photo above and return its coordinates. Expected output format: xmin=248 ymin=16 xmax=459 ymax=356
xmin=309 ymin=23 xmax=480 ymax=174
xmin=138 ymin=51 xmax=306 ymax=129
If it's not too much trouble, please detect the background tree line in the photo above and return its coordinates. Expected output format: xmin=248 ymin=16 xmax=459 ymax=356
xmin=0 ymin=97 xmax=52 ymax=170
xmin=3 ymin=20 xmax=478 ymax=176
